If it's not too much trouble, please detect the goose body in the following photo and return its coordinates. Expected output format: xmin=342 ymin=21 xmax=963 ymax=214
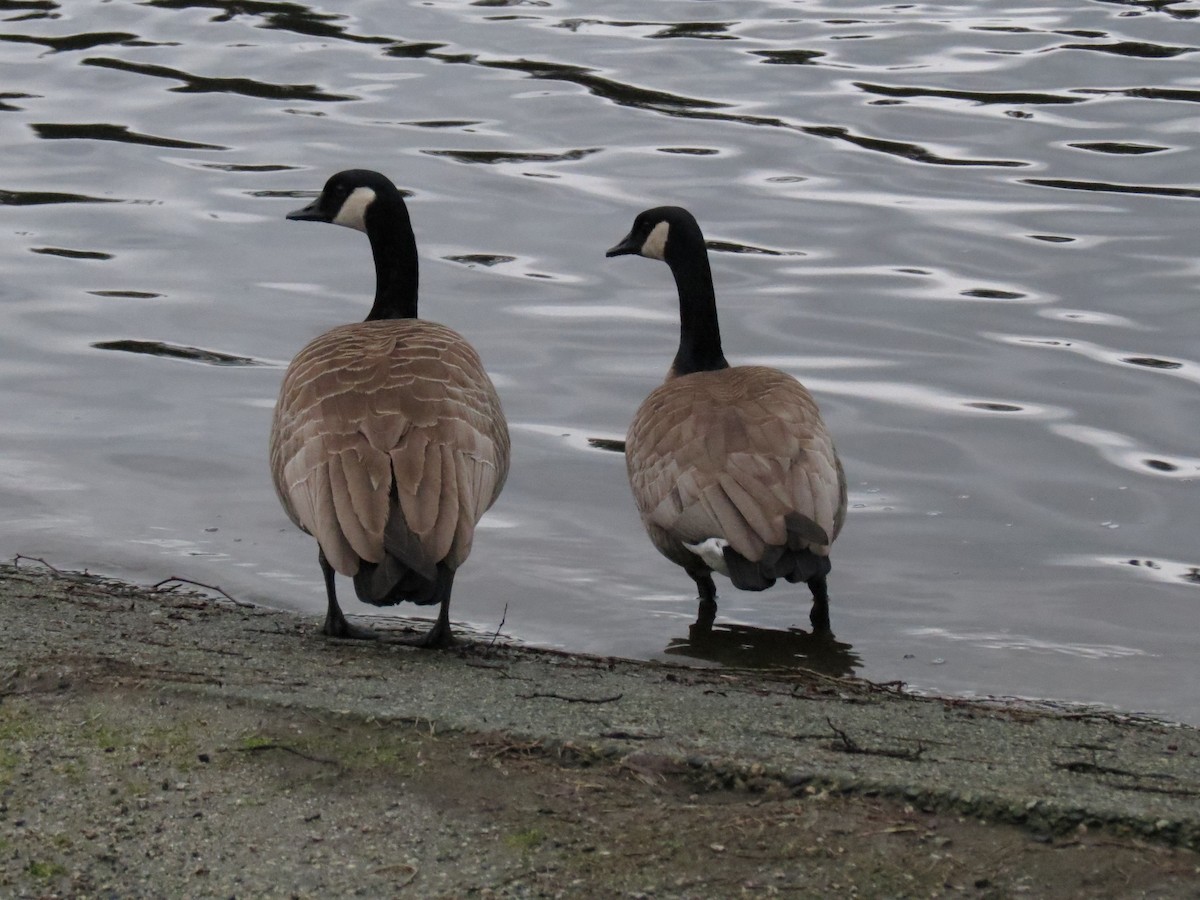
xmin=270 ymin=169 xmax=509 ymax=646
xmin=608 ymin=206 xmax=846 ymax=633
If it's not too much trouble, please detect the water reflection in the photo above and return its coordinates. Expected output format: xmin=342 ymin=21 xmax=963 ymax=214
xmin=665 ymin=621 xmax=861 ymax=679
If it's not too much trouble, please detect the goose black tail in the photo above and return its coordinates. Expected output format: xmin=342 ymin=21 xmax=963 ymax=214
xmin=722 ymin=545 xmax=832 ymax=592
xmin=353 ymin=556 xmax=447 ymax=607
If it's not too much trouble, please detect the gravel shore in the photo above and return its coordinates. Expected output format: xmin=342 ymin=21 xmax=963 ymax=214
xmin=2 ymin=561 xmax=1198 ymax=897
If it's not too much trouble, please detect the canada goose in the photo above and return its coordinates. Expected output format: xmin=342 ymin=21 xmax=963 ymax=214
xmin=607 ymin=206 xmax=846 ymax=634
xmin=270 ymin=169 xmax=510 ymax=647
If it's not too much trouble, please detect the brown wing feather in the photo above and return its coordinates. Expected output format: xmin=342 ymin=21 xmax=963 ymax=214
xmin=270 ymin=319 xmax=509 ymax=579
xmin=626 ymin=366 xmax=844 ymax=567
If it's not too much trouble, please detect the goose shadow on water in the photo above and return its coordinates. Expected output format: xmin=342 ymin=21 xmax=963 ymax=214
xmin=665 ymin=619 xmax=861 ymax=679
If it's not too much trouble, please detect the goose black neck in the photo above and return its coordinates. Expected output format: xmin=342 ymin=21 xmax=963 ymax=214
xmin=364 ymin=203 xmax=419 ymax=321
xmin=667 ymin=248 xmax=728 ymax=376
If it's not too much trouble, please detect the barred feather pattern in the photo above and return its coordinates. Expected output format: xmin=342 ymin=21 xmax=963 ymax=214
xmin=626 ymin=366 xmax=845 ymax=584
xmin=269 ymin=319 xmax=509 ymax=597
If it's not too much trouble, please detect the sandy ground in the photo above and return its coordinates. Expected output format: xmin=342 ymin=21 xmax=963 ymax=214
xmin=2 ymin=560 xmax=1198 ymax=898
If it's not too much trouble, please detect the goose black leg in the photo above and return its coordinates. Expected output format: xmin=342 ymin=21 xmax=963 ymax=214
xmin=692 ymin=571 xmax=718 ymax=630
xmin=807 ymin=573 xmax=832 ymax=636
xmin=407 ymin=566 xmax=457 ymax=649
xmin=319 ymin=549 xmax=377 ymax=640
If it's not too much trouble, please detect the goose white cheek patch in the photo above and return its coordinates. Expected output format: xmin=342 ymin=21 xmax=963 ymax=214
xmin=641 ymin=220 xmax=669 ymax=260
xmin=332 ymin=186 xmax=376 ymax=232
xmin=684 ymin=537 xmax=730 ymax=576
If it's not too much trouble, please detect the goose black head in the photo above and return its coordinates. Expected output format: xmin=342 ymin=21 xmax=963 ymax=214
xmin=606 ymin=206 xmax=704 ymax=265
xmin=286 ymin=169 xmax=419 ymax=321
xmin=286 ymin=169 xmax=405 ymax=234
xmin=607 ymin=205 xmax=726 ymax=375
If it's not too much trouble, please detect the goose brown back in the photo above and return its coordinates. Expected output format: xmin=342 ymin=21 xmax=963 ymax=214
xmin=270 ymin=320 xmax=508 ymax=585
xmin=627 ymin=366 xmax=843 ymax=574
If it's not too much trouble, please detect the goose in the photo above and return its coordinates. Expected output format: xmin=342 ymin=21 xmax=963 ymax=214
xmin=269 ymin=169 xmax=510 ymax=647
xmin=607 ymin=206 xmax=846 ymax=634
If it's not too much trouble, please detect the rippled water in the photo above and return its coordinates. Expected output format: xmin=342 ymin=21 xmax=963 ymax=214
xmin=3 ymin=0 xmax=1198 ymax=722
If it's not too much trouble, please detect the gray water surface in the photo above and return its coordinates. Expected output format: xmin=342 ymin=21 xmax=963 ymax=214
xmin=2 ymin=0 xmax=1198 ymax=721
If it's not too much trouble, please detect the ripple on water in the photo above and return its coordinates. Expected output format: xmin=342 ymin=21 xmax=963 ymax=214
xmin=0 ymin=189 xmax=119 ymax=206
xmin=2 ymin=0 xmax=1199 ymax=723
xmin=422 ymin=147 xmax=603 ymax=165
xmin=1051 ymin=423 xmax=1200 ymax=479
xmin=434 ymin=250 xmax=578 ymax=282
xmin=705 ymin=239 xmax=805 ymax=257
xmin=31 ymin=247 xmax=112 ymax=260
xmin=185 ymin=162 xmax=303 ymax=173
xmin=91 ymin=340 xmax=270 ymax=367
xmin=805 ymin=376 xmax=1061 ymax=420
xmin=794 ymin=263 xmax=1042 ymax=305
xmin=80 ymin=57 xmax=358 ymax=102
xmin=853 ymin=82 xmax=1086 ymax=106
xmin=1022 ymin=178 xmax=1200 ymax=200
xmin=510 ymin=423 xmax=629 ymax=457
xmin=1067 ymin=141 xmax=1172 ymax=156
xmin=1037 ymin=309 xmax=1141 ymax=327
xmin=992 ymin=334 xmax=1200 ymax=386
xmin=510 ymin=304 xmax=674 ymax=323
xmin=87 ymin=290 xmax=164 ymax=299
xmin=905 ymin=627 xmax=1149 ymax=661
xmin=1055 ymin=39 xmax=1197 ymax=59
xmin=1063 ymin=556 xmax=1200 ymax=590
xmin=31 ymin=122 xmax=227 ymax=151
xmin=656 ymin=146 xmax=721 ymax=156
xmin=751 ymin=49 xmax=827 ymax=65
xmin=443 ymin=253 xmax=517 ymax=268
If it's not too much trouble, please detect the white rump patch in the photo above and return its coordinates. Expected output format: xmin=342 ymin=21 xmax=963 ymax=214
xmin=332 ymin=186 xmax=376 ymax=233
xmin=684 ymin=537 xmax=730 ymax=575
xmin=641 ymin=220 xmax=669 ymax=260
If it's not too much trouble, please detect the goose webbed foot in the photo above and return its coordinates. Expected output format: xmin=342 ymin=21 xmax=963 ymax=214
xmin=404 ymin=619 xmax=456 ymax=649
xmin=322 ymin=612 xmax=379 ymax=641
xmin=399 ymin=578 xmax=456 ymax=649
